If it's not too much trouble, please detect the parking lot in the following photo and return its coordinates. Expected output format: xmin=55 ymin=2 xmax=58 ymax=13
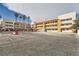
xmin=0 ymin=32 xmax=79 ymax=56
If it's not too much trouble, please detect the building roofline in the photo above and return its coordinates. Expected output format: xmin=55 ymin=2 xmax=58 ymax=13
xmin=58 ymin=11 xmax=76 ymax=17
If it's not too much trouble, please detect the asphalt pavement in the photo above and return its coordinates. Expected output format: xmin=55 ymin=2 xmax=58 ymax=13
xmin=0 ymin=32 xmax=78 ymax=56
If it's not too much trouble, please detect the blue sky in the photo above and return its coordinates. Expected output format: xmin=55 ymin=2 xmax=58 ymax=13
xmin=5 ymin=3 xmax=79 ymax=22
xmin=0 ymin=3 xmax=32 ymax=23
xmin=0 ymin=4 xmax=15 ymax=19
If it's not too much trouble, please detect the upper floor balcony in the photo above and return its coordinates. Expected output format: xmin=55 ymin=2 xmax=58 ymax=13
xmin=46 ymin=26 xmax=58 ymax=29
xmin=61 ymin=25 xmax=72 ymax=28
xmin=62 ymin=20 xmax=73 ymax=24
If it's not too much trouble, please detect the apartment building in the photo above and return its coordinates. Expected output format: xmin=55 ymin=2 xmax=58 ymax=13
xmin=0 ymin=18 xmax=31 ymax=31
xmin=14 ymin=22 xmax=25 ymax=30
xmin=45 ymin=19 xmax=58 ymax=32
xmin=0 ymin=4 xmax=32 ymax=31
xmin=32 ymin=12 xmax=78 ymax=33
xmin=14 ymin=18 xmax=31 ymax=31
xmin=32 ymin=22 xmax=43 ymax=32
xmin=32 ymin=19 xmax=58 ymax=32
xmin=58 ymin=12 xmax=76 ymax=32
xmin=0 ymin=18 xmax=15 ymax=31
xmin=31 ymin=22 xmax=37 ymax=32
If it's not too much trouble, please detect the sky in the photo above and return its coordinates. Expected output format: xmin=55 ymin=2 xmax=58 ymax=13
xmin=0 ymin=4 xmax=15 ymax=20
xmin=0 ymin=3 xmax=32 ymax=23
xmin=5 ymin=3 xmax=79 ymax=22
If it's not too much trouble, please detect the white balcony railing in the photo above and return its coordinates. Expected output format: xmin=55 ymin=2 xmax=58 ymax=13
xmin=53 ymin=23 xmax=57 ymax=24
xmin=62 ymin=30 xmax=72 ymax=32
xmin=62 ymin=20 xmax=72 ymax=24
xmin=5 ymin=26 xmax=14 ymax=28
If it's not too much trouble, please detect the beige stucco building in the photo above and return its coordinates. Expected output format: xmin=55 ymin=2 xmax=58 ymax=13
xmin=32 ymin=12 xmax=78 ymax=33
xmin=0 ymin=18 xmax=31 ymax=31
xmin=58 ymin=12 xmax=76 ymax=32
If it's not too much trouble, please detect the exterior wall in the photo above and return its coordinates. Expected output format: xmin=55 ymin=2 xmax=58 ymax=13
xmin=14 ymin=22 xmax=31 ymax=31
xmin=32 ymin=19 xmax=58 ymax=32
xmin=58 ymin=12 xmax=76 ymax=32
xmin=25 ymin=23 xmax=31 ymax=31
xmin=58 ymin=19 xmax=62 ymax=32
xmin=0 ymin=4 xmax=32 ymax=31
xmin=52 ymin=20 xmax=58 ymax=32
xmin=0 ymin=19 xmax=15 ymax=30
xmin=36 ymin=22 xmax=44 ymax=32
xmin=45 ymin=20 xmax=58 ymax=32
xmin=32 ymin=12 xmax=77 ymax=33
xmin=77 ymin=29 xmax=79 ymax=35
xmin=58 ymin=12 xmax=76 ymax=20
xmin=14 ymin=22 xmax=25 ymax=30
xmin=0 ymin=18 xmax=31 ymax=31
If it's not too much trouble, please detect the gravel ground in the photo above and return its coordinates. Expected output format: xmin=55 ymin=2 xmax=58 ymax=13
xmin=0 ymin=32 xmax=78 ymax=56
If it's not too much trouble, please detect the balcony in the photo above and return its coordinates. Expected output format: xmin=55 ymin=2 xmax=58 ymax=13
xmin=53 ymin=22 xmax=57 ymax=24
xmin=5 ymin=26 xmax=14 ymax=28
xmin=37 ymin=25 xmax=43 ymax=27
xmin=46 ymin=23 xmax=53 ymax=25
xmin=62 ymin=30 xmax=72 ymax=32
xmin=62 ymin=20 xmax=72 ymax=24
xmin=52 ymin=30 xmax=58 ymax=32
xmin=46 ymin=26 xmax=58 ymax=29
xmin=61 ymin=25 xmax=72 ymax=28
